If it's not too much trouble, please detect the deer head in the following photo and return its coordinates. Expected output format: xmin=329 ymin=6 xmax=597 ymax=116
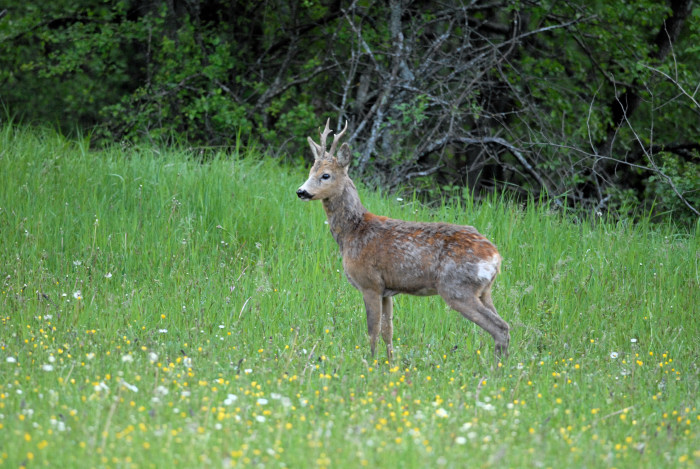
xmin=296 ymin=119 xmax=350 ymax=201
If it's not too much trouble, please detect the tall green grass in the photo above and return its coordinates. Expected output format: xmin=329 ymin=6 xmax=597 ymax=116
xmin=1 ymin=125 xmax=698 ymax=468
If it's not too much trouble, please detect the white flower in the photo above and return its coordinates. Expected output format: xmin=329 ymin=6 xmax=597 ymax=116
xmin=155 ymin=385 xmax=169 ymax=397
xmin=476 ymin=401 xmax=495 ymax=412
xmin=183 ymin=357 xmax=192 ymax=368
xmin=256 ymin=398 xmax=268 ymax=406
xmin=73 ymin=260 xmax=82 ymax=266
xmin=435 ymin=408 xmax=448 ymax=418
xmin=610 ymin=352 xmax=619 ymax=359
xmin=86 ymin=352 xmax=95 ymax=360
xmin=73 ymin=290 xmax=82 ymax=300
xmin=255 ymin=415 xmax=266 ymax=423
xmin=517 ymin=362 xmax=524 ymax=370
xmin=121 ymin=380 xmax=138 ymax=392
xmin=218 ymin=324 xmax=225 ymax=329
xmin=121 ymin=354 xmax=133 ymax=363
xmin=94 ymin=382 xmax=109 ymax=392
xmin=48 ymin=355 xmax=56 ymax=363
xmin=105 ymin=272 xmax=112 ymax=279
xmin=224 ymin=394 xmax=238 ymax=405
xmin=158 ymin=328 xmax=168 ymax=333
xmin=44 ymin=315 xmax=52 ymax=320
xmin=6 ymin=357 xmax=16 ymax=363
xmin=630 ymin=338 xmax=637 ymax=343
xmin=455 ymin=436 xmax=467 ymax=445
xmin=42 ymin=364 xmax=54 ymax=371
xmin=244 ymin=368 xmax=252 ymax=374
xmin=270 ymin=393 xmax=281 ymax=400
xmin=396 ymin=197 xmax=404 ymax=201
xmin=149 ymin=352 xmax=158 ymax=362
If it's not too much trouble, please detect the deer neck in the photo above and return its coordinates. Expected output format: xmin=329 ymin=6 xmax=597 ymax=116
xmin=322 ymin=179 xmax=366 ymax=250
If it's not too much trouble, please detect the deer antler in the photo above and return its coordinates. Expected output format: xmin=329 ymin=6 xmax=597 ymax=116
xmin=328 ymin=120 xmax=349 ymax=158
xmin=318 ymin=119 xmax=333 ymax=159
xmin=310 ymin=119 xmax=348 ymax=160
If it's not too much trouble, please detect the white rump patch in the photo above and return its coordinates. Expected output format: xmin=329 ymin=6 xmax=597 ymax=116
xmin=476 ymin=256 xmax=499 ymax=280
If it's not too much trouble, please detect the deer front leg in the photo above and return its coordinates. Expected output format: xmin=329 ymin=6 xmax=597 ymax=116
xmin=362 ymin=290 xmax=383 ymax=358
xmin=381 ymin=296 xmax=394 ymax=363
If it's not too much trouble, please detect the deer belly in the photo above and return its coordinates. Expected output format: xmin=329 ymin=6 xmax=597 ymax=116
xmin=383 ymin=286 xmax=437 ymax=297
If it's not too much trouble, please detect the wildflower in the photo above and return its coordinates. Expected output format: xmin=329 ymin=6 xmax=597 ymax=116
xmin=73 ymin=290 xmax=82 ymax=300
xmin=257 ymin=398 xmax=268 ymax=406
xmin=610 ymin=352 xmax=619 ymax=359
xmin=121 ymin=380 xmax=138 ymax=392
xmin=255 ymin=415 xmax=266 ymax=423
xmin=73 ymin=260 xmax=82 ymax=266
xmin=435 ymin=408 xmax=448 ymax=418
xmin=50 ymin=419 xmax=66 ymax=432
xmin=42 ymin=364 xmax=54 ymax=371
xmin=105 ymin=272 xmax=112 ymax=279
xmin=148 ymin=352 xmax=158 ymax=362
xmin=6 ymin=357 xmax=16 ymax=363
xmin=476 ymin=401 xmax=495 ymax=412
xmin=155 ymin=386 xmax=169 ymax=397
xmin=121 ymin=354 xmax=134 ymax=363
xmin=244 ymin=368 xmax=252 ymax=374
xmin=94 ymin=382 xmax=109 ymax=392
xmin=631 ymin=338 xmax=637 ymax=343
xmin=158 ymin=329 xmax=168 ymax=334
xmin=455 ymin=436 xmax=467 ymax=445
xmin=224 ymin=394 xmax=238 ymax=405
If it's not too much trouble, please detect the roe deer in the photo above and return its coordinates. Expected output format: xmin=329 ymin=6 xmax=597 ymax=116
xmin=296 ymin=119 xmax=510 ymax=361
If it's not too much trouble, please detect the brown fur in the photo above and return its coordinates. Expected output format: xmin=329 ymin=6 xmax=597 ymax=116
xmin=297 ymin=120 xmax=510 ymax=361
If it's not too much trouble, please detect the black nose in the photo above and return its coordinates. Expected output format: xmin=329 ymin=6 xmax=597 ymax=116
xmin=296 ymin=189 xmax=312 ymax=199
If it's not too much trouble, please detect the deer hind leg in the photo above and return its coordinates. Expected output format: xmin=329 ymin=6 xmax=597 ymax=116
xmin=479 ymin=286 xmax=510 ymax=358
xmin=441 ymin=286 xmax=510 ymax=359
xmin=381 ymin=296 xmax=394 ymax=363
xmin=362 ymin=290 xmax=383 ymax=358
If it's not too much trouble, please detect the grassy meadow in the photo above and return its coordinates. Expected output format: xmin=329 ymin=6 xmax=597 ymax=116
xmin=0 ymin=125 xmax=698 ymax=468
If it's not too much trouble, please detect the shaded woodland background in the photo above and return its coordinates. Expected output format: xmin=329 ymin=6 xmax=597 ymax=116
xmin=1 ymin=1 xmax=698 ymax=222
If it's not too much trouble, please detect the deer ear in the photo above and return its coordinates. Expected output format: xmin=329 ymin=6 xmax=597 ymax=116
xmin=336 ymin=143 xmax=352 ymax=167
xmin=308 ymin=137 xmax=323 ymax=160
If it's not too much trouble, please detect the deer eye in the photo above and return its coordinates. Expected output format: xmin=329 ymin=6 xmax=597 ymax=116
xmin=321 ymin=173 xmax=331 ymax=180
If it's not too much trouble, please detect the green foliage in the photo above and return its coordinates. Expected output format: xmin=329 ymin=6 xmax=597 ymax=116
xmin=0 ymin=0 xmax=699 ymax=222
xmin=645 ymin=152 xmax=700 ymax=224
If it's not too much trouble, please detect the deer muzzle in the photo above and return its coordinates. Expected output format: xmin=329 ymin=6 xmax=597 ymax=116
xmin=296 ymin=188 xmax=313 ymax=200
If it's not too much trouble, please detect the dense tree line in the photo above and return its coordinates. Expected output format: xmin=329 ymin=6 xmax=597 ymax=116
xmin=1 ymin=1 xmax=698 ymax=222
